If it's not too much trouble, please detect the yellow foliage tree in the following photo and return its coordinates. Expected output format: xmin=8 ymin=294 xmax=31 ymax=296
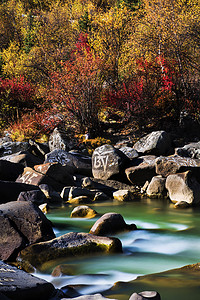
xmin=89 ymin=4 xmax=135 ymax=85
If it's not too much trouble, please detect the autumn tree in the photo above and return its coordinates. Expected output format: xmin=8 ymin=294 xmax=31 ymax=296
xmin=131 ymin=0 xmax=200 ymax=120
xmin=47 ymin=34 xmax=103 ymax=136
xmin=89 ymin=4 xmax=135 ymax=86
xmin=0 ymin=76 xmax=36 ymax=128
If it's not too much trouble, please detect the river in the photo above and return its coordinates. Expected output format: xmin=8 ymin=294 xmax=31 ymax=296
xmin=35 ymin=198 xmax=200 ymax=299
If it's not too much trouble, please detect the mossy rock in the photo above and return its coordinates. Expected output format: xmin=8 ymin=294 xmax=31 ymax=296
xmin=18 ymin=232 xmax=122 ymax=270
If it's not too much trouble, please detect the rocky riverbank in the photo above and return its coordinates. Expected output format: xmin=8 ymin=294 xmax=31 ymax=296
xmin=1 ymin=126 xmax=200 ymax=299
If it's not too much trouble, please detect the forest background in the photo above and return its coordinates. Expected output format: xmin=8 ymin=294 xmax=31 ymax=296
xmin=0 ymin=0 xmax=199 ymax=144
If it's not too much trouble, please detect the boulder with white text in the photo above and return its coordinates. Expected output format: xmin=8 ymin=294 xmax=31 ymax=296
xmin=92 ymin=144 xmax=129 ymax=180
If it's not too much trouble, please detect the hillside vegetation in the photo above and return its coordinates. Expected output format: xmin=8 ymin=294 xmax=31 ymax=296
xmin=0 ymin=0 xmax=199 ymax=140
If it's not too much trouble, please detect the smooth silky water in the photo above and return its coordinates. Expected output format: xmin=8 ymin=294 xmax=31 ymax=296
xmin=35 ymin=199 xmax=200 ymax=299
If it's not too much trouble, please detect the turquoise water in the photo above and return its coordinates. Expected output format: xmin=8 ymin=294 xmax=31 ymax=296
xmin=35 ymin=199 xmax=200 ymax=299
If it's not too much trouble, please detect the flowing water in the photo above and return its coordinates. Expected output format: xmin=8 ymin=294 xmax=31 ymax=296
xmin=35 ymin=198 xmax=200 ymax=299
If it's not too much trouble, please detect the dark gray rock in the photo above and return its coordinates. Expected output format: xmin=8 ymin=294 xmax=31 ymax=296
xmin=39 ymin=184 xmax=63 ymax=204
xmin=0 ymin=151 xmax=43 ymax=167
xmin=62 ymin=294 xmax=116 ymax=300
xmin=146 ymin=176 xmax=167 ymax=198
xmin=16 ymin=164 xmax=72 ymax=192
xmin=0 ymin=201 xmax=55 ymax=260
xmin=89 ymin=212 xmax=137 ymax=236
xmin=0 ymin=142 xmax=29 ymax=157
xmin=0 ymin=292 xmax=11 ymax=299
xmin=0 ymin=261 xmax=55 ymax=300
xmin=126 ymin=156 xmax=157 ymax=186
xmin=16 ymin=167 xmax=58 ymax=189
xmin=0 ymin=133 xmax=12 ymax=145
xmin=49 ymin=126 xmax=77 ymax=152
xmin=29 ymin=140 xmax=49 ymax=159
xmin=45 ymin=150 xmax=92 ymax=176
xmin=133 ymin=131 xmax=172 ymax=156
xmin=0 ymin=180 xmax=40 ymax=203
xmin=119 ymin=146 xmax=139 ymax=159
xmin=165 ymin=171 xmax=200 ymax=205
xmin=17 ymin=190 xmax=47 ymax=205
xmin=68 ymin=187 xmax=98 ymax=202
xmin=19 ymin=232 xmax=122 ymax=269
xmin=0 ymin=160 xmax=24 ymax=181
xmin=34 ymin=162 xmax=75 ymax=183
xmin=81 ymin=177 xmax=95 ymax=189
xmin=175 ymin=141 xmax=200 ymax=159
xmin=92 ymin=144 xmax=129 ymax=180
xmin=155 ymin=155 xmax=200 ymax=178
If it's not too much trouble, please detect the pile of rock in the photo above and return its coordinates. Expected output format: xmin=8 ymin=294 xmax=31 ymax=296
xmin=2 ymin=125 xmax=200 ymax=299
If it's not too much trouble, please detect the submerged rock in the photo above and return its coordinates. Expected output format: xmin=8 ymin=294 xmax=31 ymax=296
xmin=129 ymin=291 xmax=161 ymax=300
xmin=89 ymin=213 xmax=137 ymax=236
xmin=18 ymin=232 xmax=122 ymax=269
xmin=70 ymin=205 xmax=98 ymax=218
xmin=105 ymin=263 xmax=200 ymax=300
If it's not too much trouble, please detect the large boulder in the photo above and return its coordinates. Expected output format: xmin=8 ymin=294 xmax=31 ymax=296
xmin=45 ymin=149 xmax=92 ymax=176
xmin=175 ymin=141 xmax=200 ymax=159
xmin=89 ymin=213 xmax=137 ymax=236
xmin=0 ymin=201 xmax=55 ymax=260
xmin=0 ymin=180 xmax=40 ymax=203
xmin=0 ymin=142 xmax=29 ymax=157
xmin=49 ymin=126 xmax=77 ymax=152
xmin=133 ymin=131 xmax=172 ymax=156
xmin=0 ymin=160 xmax=24 ymax=181
xmin=92 ymin=144 xmax=129 ymax=180
xmin=146 ymin=176 xmax=167 ymax=198
xmin=16 ymin=167 xmax=60 ymax=190
xmin=125 ymin=156 xmax=157 ymax=186
xmin=119 ymin=146 xmax=139 ymax=159
xmin=155 ymin=155 xmax=200 ymax=178
xmin=0 ymin=151 xmax=43 ymax=167
xmin=18 ymin=232 xmax=122 ymax=269
xmin=34 ymin=162 xmax=75 ymax=185
xmin=0 ymin=261 xmax=54 ymax=300
xmin=17 ymin=190 xmax=47 ymax=205
xmin=165 ymin=171 xmax=200 ymax=205
xmin=16 ymin=164 xmax=73 ymax=192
